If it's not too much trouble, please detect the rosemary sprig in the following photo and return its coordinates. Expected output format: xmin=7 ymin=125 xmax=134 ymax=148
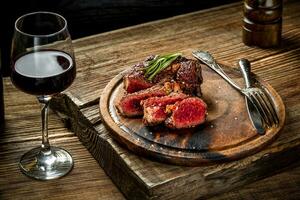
xmin=144 ymin=53 xmax=181 ymax=81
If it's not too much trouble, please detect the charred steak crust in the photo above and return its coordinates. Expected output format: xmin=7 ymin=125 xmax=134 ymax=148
xmin=123 ymin=62 xmax=154 ymax=93
xmin=176 ymin=60 xmax=203 ymax=96
xmin=123 ymin=56 xmax=201 ymax=95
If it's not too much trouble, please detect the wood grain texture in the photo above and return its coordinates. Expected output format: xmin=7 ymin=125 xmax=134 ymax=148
xmin=48 ymin=0 xmax=300 ymax=199
xmin=0 ymin=80 xmax=124 ymax=200
xmin=1 ymin=0 xmax=300 ymax=200
xmin=1 ymin=77 xmax=299 ymax=200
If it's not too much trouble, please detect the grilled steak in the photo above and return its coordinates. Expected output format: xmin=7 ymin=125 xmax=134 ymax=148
xmin=165 ymin=97 xmax=207 ymax=129
xmin=123 ymin=56 xmax=203 ymax=95
xmin=116 ymin=82 xmax=178 ymax=117
xmin=141 ymin=93 xmax=189 ymax=126
xmin=123 ymin=61 xmax=155 ymax=93
xmin=117 ymin=54 xmax=207 ymax=129
xmin=176 ymin=60 xmax=203 ymax=96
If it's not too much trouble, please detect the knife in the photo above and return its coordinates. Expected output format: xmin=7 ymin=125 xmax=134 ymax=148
xmin=238 ymin=59 xmax=265 ymax=135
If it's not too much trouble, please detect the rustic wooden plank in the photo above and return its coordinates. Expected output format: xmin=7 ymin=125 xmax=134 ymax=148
xmin=2 ymin=74 xmax=299 ymax=200
xmin=47 ymin=1 xmax=300 ymax=199
xmin=1 ymin=80 xmax=299 ymax=200
xmin=55 ymin=95 xmax=300 ymax=199
xmin=0 ymin=78 xmax=125 ymax=200
xmin=0 ymin=138 xmax=125 ymax=200
xmin=2 ymin=1 xmax=300 ymax=200
xmin=210 ymin=161 xmax=300 ymax=200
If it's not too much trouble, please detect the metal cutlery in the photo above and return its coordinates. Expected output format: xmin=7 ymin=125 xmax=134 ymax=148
xmin=237 ymin=59 xmax=265 ymax=134
xmin=238 ymin=58 xmax=279 ymax=128
xmin=192 ymin=50 xmax=279 ymax=131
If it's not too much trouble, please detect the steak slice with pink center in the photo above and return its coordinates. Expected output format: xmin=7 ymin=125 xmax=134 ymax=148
xmin=165 ymin=97 xmax=207 ymax=129
xmin=116 ymin=82 xmax=176 ymax=117
xmin=141 ymin=93 xmax=189 ymax=126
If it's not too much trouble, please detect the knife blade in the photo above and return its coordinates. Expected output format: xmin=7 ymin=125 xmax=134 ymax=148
xmin=238 ymin=59 xmax=265 ymax=135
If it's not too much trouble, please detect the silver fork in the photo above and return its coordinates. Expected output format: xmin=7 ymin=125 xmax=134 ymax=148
xmin=238 ymin=58 xmax=279 ymax=127
xmin=192 ymin=50 xmax=279 ymax=127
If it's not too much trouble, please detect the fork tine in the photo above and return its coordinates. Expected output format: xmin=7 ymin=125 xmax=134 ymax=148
xmin=246 ymin=94 xmax=269 ymax=127
xmin=258 ymin=90 xmax=280 ymax=125
xmin=254 ymin=91 xmax=276 ymax=126
xmin=249 ymin=92 xmax=272 ymax=127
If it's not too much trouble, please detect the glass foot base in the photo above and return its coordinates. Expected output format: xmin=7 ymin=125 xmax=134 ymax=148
xmin=19 ymin=146 xmax=73 ymax=180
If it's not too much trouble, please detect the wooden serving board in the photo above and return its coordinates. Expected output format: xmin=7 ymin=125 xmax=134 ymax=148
xmin=99 ymin=64 xmax=285 ymax=166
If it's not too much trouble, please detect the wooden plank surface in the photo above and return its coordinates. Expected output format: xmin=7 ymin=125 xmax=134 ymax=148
xmin=50 ymin=0 xmax=300 ymax=199
xmin=1 ymin=0 xmax=300 ymax=199
xmin=0 ymin=81 xmax=124 ymax=200
xmin=1 ymin=77 xmax=300 ymax=200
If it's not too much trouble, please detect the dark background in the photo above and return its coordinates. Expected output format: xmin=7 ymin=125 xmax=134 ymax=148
xmin=0 ymin=0 xmax=239 ymax=76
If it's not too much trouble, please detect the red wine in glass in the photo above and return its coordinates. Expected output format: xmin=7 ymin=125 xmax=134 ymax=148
xmin=11 ymin=50 xmax=76 ymax=95
xmin=11 ymin=11 xmax=76 ymax=180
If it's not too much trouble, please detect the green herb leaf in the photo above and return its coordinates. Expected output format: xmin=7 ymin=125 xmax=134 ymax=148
xmin=144 ymin=53 xmax=181 ymax=81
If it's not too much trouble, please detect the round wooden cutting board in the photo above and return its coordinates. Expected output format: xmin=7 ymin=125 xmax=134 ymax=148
xmin=99 ymin=64 xmax=285 ymax=166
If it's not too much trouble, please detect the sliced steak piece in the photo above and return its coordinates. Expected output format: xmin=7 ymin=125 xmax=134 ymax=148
xmin=165 ymin=97 xmax=207 ymax=129
xmin=176 ymin=60 xmax=203 ymax=96
xmin=116 ymin=82 xmax=176 ymax=117
xmin=141 ymin=93 xmax=189 ymax=126
xmin=123 ymin=56 xmax=187 ymax=93
xmin=124 ymin=62 xmax=154 ymax=93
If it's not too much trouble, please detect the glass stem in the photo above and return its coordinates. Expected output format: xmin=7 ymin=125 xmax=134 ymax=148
xmin=38 ymin=96 xmax=52 ymax=153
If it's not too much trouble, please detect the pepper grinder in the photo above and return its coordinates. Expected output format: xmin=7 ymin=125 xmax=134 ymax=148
xmin=243 ymin=0 xmax=283 ymax=48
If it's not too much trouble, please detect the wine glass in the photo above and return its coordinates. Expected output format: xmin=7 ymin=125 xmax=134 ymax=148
xmin=10 ymin=11 xmax=76 ymax=180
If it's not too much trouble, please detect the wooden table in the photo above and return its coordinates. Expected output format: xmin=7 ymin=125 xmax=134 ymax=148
xmin=1 ymin=0 xmax=300 ymax=199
